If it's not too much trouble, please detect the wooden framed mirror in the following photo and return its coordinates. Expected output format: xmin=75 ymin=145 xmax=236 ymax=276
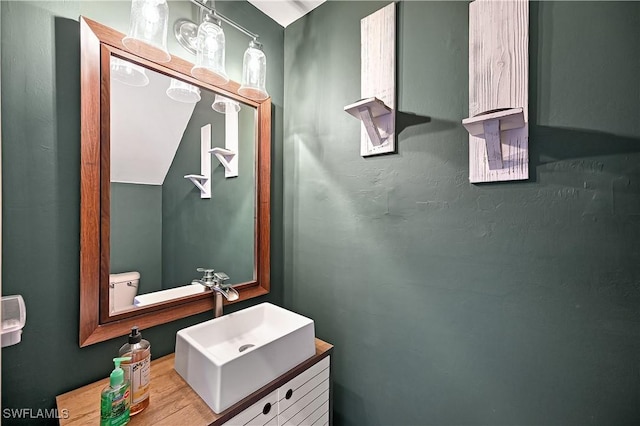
xmin=80 ymin=17 xmax=270 ymax=347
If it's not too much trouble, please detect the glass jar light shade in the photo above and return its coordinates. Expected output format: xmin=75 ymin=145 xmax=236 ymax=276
xmin=166 ymin=79 xmax=201 ymax=104
xmin=212 ymin=95 xmax=241 ymax=114
xmin=238 ymin=40 xmax=268 ymax=101
xmin=191 ymin=15 xmax=229 ymax=86
xmin=122 ymin=0 xmax=171 ymax=63
xmin=110 ymin=57 xmax=149 ymax=87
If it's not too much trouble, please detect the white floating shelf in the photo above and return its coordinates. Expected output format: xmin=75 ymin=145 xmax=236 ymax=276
xmin=344 ymin=97 xmax=393 ymax=147
xmin=210 ymin=147 xmax=238 ymax=178
xmin=210 ymin=147 xmax=235 ymax=156
xmin=462 ymin=107 xmax=524 ymax=136
xmin=344 ymin=97 xmax=392 ymax=120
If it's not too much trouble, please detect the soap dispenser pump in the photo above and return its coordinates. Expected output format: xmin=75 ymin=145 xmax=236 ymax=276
xmin=119 ymin=326 xmax=151 ymax=415
xmin=100 ymin=357 xmax=131 ymax=426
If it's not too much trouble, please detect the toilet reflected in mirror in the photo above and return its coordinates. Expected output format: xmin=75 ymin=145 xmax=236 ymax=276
xmin=109 ymin=271 xmax=139 ymax=314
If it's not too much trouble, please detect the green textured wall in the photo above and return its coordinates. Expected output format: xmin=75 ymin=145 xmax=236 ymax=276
xmin=162 ymin=89 xmax=256 ymax=288
xmin=1 ymin=0 xmax=283 ymax=420
xmin=3 ymin=0 xmax=639 ymax=424
xmin=111 ymin=183 xmax=163 ymax=293
xmin=284 ymin=1 xmax=640 ymax=425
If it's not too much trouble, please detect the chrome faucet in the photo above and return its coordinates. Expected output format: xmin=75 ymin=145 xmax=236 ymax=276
xmin=192 ymin=268 xmax=239 ymax=317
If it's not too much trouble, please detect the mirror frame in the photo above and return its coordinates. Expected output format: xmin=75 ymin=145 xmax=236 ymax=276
xmin=79 ymin=17 xmax=271 ymax=347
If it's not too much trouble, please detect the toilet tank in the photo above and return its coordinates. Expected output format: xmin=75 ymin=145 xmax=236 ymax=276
xmin=109 ymin=271 xmax=140 ymax=314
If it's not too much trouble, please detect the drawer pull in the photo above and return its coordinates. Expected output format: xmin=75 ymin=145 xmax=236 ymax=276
xmin=262 ymin=402 xmax=272 ymax=415
xmin=285 ymin=389 xmax=294 ymax=400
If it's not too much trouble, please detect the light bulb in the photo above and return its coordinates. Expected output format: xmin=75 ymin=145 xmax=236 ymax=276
xmin=191 ymin=13 xmax=229 ymax=85
xmin=122 ymin=0 xmax=171 ymax=63
xmin=239 ymin=40 xmax=268 ymax=101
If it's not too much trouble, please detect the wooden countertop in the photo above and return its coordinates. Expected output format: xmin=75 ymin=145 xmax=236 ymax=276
xmin=57 ymin=338 xmax=332 ymax=426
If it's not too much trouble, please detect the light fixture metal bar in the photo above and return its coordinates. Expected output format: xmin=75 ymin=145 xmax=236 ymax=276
xmin=189 ymin=0 xmax=259 ymax=40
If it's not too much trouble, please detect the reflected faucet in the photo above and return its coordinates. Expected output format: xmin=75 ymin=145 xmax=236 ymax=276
xmin=192 ymin=268 xmax=239 ymax=317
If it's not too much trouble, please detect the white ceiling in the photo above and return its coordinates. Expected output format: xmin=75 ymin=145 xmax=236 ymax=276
xmin=247 ymin=0 xmax=326 ymax=27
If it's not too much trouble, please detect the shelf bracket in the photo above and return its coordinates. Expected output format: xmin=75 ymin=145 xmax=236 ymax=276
xmin=462 ymin=107 xmax=525 ymax=171
xmin=344 ymin=97 xmax=392 ymax=147
xmin=184 ymin=174 xmax=209 ymax=194
xmin=184 ymin=124 xmax=212 ymax=198
xmin=209 ymin=107 xmax=239 ymax=178
xmin=210 ymin=147 xmax=237 ymax=177
xmin=359 ymin=106 xmax=383 ymax=146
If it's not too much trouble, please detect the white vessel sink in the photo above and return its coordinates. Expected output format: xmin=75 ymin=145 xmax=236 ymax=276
xmin=174 ymin=302 xmax=316 ymax=413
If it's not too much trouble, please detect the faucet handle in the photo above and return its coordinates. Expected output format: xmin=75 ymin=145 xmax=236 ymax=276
xmin=213 ymin=272 xmax=230 ymax=284
xmin=197 ymin=268 xmax=215 ymax=279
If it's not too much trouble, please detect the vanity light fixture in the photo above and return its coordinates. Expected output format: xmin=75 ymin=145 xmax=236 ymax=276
xmin=238 ymin=40 xmax=269 ymax=101
xmin=191 ymin=12 xmax=229 ymax=85
xmin=123 ymin=0 xmax=171 ymax=63
xmin=166 ymin=78 xmax=202 ymax=103
xmin=110 ymin=57 xmax=149 ymax=87
xmin=174 ymin=0 xmax=269 ymax=100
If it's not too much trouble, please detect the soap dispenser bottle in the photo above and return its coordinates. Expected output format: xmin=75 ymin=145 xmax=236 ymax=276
xmin=100 ymin=357 xmax=131 ymax=426
xmin=119 ymin=326 xmax=151 ymax=415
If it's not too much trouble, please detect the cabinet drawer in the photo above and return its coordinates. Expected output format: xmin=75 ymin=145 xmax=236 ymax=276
xmin=307 ymin=400 xmax=329 ymax=426
xmin=280 ymin=386 xmax=329 ymax=426
xmin=221 ymin=390 xmax=278 ymax=426
xmin=278 ymin=356 xmax=330 ymax=414
xmin=279 ymin=356 xmax=330 ymax=426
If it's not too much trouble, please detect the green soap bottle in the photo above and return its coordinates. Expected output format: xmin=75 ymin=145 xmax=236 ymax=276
xmin=100 ymin=357 xmax=132 ymax=426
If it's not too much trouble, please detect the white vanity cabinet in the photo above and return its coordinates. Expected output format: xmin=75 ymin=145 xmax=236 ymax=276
xmin=221 ymin=389 xmax=279 ymax=426
xmin=222 ymin=356 xmax=331 ymax=426
xmin=278 ymin=356 xmax=330 ymax=426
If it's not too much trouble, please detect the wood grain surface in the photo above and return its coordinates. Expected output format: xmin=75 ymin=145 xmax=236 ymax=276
xmin=360 ymin=3 xmax=396 ymax=156
xmin=468 ymin=0 xmax=528 ymax=182
xmin=57 ymin=339 xmax=332 ymax=426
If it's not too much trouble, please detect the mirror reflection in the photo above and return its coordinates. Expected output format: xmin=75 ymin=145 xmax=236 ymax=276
xmin=108 ymin=56 xmax=256 ymax=316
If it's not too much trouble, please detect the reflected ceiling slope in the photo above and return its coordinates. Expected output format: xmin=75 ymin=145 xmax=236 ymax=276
xmin=111 ymin=0 xmax=327 ymax=185
xmin=111 ymin=68 xmax=196 ymax=185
